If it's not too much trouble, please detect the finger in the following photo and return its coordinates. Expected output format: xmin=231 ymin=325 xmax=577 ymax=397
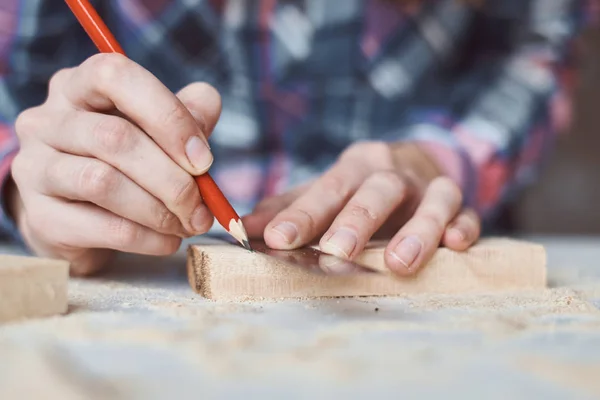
xmin=242 ymin=183 xmax=311 ymax=238
xmin=176 ymin=82 xmax=222 ymax=139
xmin=385 ymin=176 xmax=462 ymax=276
xmin=37 ymin=110 xmax=210 ymax=235
xmin=61 ymin=53 xmax=214 ymax=174
xmin=68 ymin=249 xmax=115 ymax=277
xmin=319 ymin=171 xmax=407 ymax=259
xmin=442 ymin=208 xmax=481 ymax=251
xmin=44 ymin=68 xmax=77 ymax=109
xmin=40 ymin=150 xmax=188 ymax=237
xmin=19 ymin=212 xmax=114 ymax=276
xmin=263 ymin=162 xmax=371 ymax=249
xmin=25 ymin=195 xmax=182 ymax=256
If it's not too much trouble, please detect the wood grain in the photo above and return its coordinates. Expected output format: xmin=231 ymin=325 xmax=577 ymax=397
xmin=0 ymin=255 xmax=69 ymax=323
xmin=187 ymin=238 xmax=547 ymax=300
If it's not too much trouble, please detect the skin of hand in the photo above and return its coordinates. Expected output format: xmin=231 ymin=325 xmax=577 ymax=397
xmin=8 ymin=53 xmax=221 ymax=276
xmin=242 ymin=141 xmax=481 ymax=276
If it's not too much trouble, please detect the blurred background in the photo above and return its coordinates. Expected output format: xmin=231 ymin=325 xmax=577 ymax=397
xmin=508 ymin=28 xmax=600 ymax=234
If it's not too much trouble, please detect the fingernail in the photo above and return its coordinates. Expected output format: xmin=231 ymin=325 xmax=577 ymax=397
xmin=185 ymin=136 xmax=213 ymax=172
xmin=449 ymin=227 xmax=466 ymax=241
xmin=191 ymin=205 xmax=211 ymax=233
xmin=271 ymin=222 xmax=298 ymax=244
xmin=321 ymin=228 xmax=357 ymax=258
xmin=391 ymin=236 xmax=422 ymax=269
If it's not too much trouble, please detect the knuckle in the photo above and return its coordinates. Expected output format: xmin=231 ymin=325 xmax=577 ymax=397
xmin=168 ymin=177 xmax=198 ymax=211
xmin=43 ymin=154 xmax=63 ymax=184
xmin=154 ymin=205 xmax=179 ymax=232
xmin=341 ymin=141 xmax=394 ymax=168
xmin=87 ymin=53 xmax=129 ymax=84
xmin=346 ymin=202 xmax=378 ymax=222
xmin=14 ymin=107 xmax=41 ymax=140
xmin=111 ymin=218 xmax=140 ymax=248
xmin=93 ymin=116 xmax=135 ymax=154
xmin=159 ymin=103 xmax=190 ymax=130
xmin=363 ymin=141 xmax=391 ymax=157
xmin=320 ymin=173 xmax=352 ymax=201
xmin=367 ymin=142 xmax=395 ymax=168
xmin=418 ymin=212 xmax=445 ymax=233
xmin=340 ymin=141 xmax=366 ymax=159
xmin=48 ymin=68 xmax=72 ymax=94
xmin=79 ymin=161 xmax=119 ymax=200
xmin=371 ymin=170 xmax=405 ymax=195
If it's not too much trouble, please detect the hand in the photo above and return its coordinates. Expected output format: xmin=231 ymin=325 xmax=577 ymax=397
xmin=243 ymin=141 xmax=481 ymax=276
xmin=10 ymin=53 xmax=221 ymax=275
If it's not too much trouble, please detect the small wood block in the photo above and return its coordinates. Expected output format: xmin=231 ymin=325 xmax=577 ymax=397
xmin=0 ymin=255 xmax=69 ymax=323
xmin=187 ymin=238 xmax=547 ymax=300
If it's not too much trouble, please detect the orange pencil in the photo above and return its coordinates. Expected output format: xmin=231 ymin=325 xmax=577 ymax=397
xmin=64 ymin=0 xmax=251 ymax=250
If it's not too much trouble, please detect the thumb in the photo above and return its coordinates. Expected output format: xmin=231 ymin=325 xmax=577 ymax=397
xmin=176 ymin=82 xmax=222 ymax=140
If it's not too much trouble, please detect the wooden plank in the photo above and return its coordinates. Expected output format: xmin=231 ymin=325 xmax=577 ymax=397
xmin=0 ymin=255 xmax=69 ymax=323
xmin=187 ymin=238 xmax=547 ymax=300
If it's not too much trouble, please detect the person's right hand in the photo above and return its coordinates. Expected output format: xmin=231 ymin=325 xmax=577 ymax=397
xmin=10 ymin=53 xmax=222 ymax=275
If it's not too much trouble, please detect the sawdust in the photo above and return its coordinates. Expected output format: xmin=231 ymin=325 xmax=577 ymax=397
xmin=0 ymin=342 xmax=125 ymax=399
xmin=515 ymin=355 xmax=600 ymax=397
xmin=403 ymin=288 xmax=599 ymax=314
xmin=2 ymin=268 xmax=600 ymax=390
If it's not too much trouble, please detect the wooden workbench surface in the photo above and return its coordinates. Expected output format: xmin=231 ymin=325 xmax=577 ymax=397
xmin=1 ymin=235 xmax=600 ymax=399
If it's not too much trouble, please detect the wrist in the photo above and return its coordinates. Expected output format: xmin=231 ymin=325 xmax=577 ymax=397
xmin=4 ymin=176 xmax=24 ymax=229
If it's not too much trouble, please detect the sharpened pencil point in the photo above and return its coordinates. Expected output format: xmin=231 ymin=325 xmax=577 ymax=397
xmin=242 ymin=239 xmax=253 ymax=252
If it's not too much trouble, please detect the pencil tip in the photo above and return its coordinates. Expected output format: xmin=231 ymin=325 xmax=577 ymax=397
xmin=227 ymin=218 xmax=252 ymax=250
xmin=242 ymin=239 xmax=253 ymax=252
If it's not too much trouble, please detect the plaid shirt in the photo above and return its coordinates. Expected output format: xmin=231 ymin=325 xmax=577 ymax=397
xmin=0 ymin=0 xmax=597 ymax=244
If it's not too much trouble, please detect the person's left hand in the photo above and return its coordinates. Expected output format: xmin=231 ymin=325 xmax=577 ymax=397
xmin=242 ymin=141 xmax=481 ymax=276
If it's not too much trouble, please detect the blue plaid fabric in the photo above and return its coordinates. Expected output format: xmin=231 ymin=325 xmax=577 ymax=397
xmin=0 ymin=0 xmax=596 ymax=243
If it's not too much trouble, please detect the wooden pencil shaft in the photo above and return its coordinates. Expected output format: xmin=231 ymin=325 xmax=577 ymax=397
xmin=195 ymin=174 xmax=237 ymax=228
xmin=65 ymin=0 xmax=124 ymax=54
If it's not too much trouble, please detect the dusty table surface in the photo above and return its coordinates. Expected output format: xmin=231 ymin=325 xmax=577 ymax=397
xmin=1 ymin=235 xmax=600 ymax=399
